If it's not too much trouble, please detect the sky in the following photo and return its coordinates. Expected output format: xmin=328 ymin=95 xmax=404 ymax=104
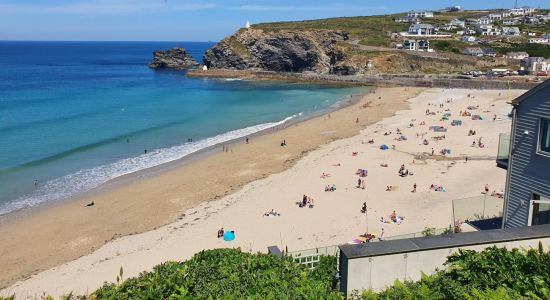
xmin=0 ymin=0 xmax=548 ymax=41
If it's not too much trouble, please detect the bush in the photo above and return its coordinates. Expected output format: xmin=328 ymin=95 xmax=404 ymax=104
xmin=91 ymin=248 xmax=343 ymax=299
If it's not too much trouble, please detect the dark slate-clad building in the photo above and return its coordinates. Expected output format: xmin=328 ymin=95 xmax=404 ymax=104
xmin=502 ymin=79 xmax=550 ymax=228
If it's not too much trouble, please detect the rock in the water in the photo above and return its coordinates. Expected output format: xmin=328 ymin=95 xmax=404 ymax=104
xmin=148 ymin=48 xmax=198 ymax=69
xmin=203 ymin=29 xmax=348 ymax=73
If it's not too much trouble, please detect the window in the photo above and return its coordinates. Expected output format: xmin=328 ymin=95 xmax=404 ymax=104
xmin=539 ymin=118 xmax=550 ymax=154
xmin=529 ymin=194 xmax=550 ymax=226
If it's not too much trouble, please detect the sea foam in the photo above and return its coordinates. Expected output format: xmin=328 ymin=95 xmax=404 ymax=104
xmin=0 ymin=116 xmax=294 ymax=216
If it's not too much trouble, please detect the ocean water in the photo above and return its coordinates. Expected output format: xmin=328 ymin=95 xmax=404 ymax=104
xmin=0 ymin=41 xmax=365 ymax=216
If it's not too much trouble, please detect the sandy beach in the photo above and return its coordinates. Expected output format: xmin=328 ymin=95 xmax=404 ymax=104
xmin=0 ymin=86 xmax=526 ymax=298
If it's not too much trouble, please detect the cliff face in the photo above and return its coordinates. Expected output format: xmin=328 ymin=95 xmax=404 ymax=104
xmin=203 ymin=29 xmax=349 ymax=73
xmin=148 ymin=48 xmax=198 ymax=69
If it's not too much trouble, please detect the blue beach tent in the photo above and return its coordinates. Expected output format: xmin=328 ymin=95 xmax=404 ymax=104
xmin=223 ymin=231 xmax=235 ymax=241
xmin=380 ymin=144 xmax=389 ymax=150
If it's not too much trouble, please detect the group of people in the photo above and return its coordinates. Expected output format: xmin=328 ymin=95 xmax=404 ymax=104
xmin=263 ymin=209 xmax=280 ymax=217
xmin=299 ymin=195 xmax=314 ymax=208
xmin=324 ymin=184 xmax=336 ymax=192
xmin=356 ymin=178 xmax=366 ymax=189
xmin=430 ymin=184 xmax=446 ymax=192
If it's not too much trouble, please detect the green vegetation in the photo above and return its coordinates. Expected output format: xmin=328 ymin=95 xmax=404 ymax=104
xmin=91 ymin=248 xmax=341 ymax=299
xmin=493 ymin=43 xmax=550 ymax=58
xmin=226 ymin=36 xmax=252 ymax=58
xmin=359 ymin=244 xmax=550 ymax=299
xmin=253 ymin=15 xmax=409 ymax=47
xmin=432 ymin=40 xmax=471 ymax=54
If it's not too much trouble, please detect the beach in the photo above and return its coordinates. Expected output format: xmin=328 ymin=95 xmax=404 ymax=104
xmin=0 ymin=86 xmax=525 ymax=298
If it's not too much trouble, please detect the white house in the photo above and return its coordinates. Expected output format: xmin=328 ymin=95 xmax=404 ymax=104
xmin=489 ymin=13 xmax=503 ymax=21
xmin=477 ymin=25 xmax=501 ymax=36
xmin=522 ymin=7 xmax=536 ymax=15
xmin=449 ymin=19 xmax=465 ymax=28
xmin=407 ymin=11 xmax=434 ymax=18
xmin=502 ymin=27 xmax=521 ymax=36
xmin=509 ymin=8 xmax=526 ymax=16
xmin=461 ymin=36 xmax=477 ymax=43
xmin=463 ymin=47 xmax=484 ymax=56
xmin=522 ymin=57 xmax=550 ymax=74
xmin=503 ymin=19 xmax=519 ymax=25
xmin=504 ymin=51 xmax=529 ymax=60
xmin=528 ymin=37 xmax=549 ymax=44
xmin=402 ymin=40 xmax=432 ymax=52
xmin=475 ymin=17 xmax=492 ymax=25
xmin=408 ymin=24 xmax=435 ymax=35
xmin=395 ymin=16 xmax=419 ymax=23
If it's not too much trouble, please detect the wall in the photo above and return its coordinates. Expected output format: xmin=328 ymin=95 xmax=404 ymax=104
xmin=505 ymin=84 xmax=550 ymax=228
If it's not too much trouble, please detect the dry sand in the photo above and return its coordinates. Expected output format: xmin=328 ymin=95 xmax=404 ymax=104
xmin=0 ymin=87 xmax=526 ymax=298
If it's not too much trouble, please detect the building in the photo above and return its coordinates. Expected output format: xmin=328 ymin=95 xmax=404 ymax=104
xmin=483 ymin=48 xmax=497 ymax=57
xmin=503 ymin=19 xmax=520 ymax=25
xmin=476 ymin=25 xmax=501 ymax=36
xmin=502 ymin=26 xmax=521 ymax=36
xmin=525 ymin=17 xmax=540 ymax=25
xmin=522 ymin=57 xmax=550 ymax=74
xmin=463 ymin=47 xmax=484 ymax=56
xmin=407 ymin=11 xmax=434 ymax=18
xmin=474 ymin=17 xmax=492 ymax=25
xmin=489 ymin=13 xmax=503 ymax=21
xmin=501 ymin=79 xmax=550 ymax=228
xmin=395 ymin=16 xmax=420 ymax=23
xmin=505 ymin=51 xmax=529 ymax=60
xmin=461 ymin=36 xmax=477 ymax=43
xmin=408 ymin=24 xmax=435 ymax=35
xmin=449 ymin=18 xmax=466 ymax=28
xmin=402 ymin=39 xmax=432 ymax=51
xmin=528 ymin=37 xmax=549 ymax=44
xmin=509 ymin=8 xmax=526 ymax=16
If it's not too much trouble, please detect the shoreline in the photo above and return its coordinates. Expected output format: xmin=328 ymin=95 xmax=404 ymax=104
xmin=0 ymin=89 xmax=365 ymax=225
xmin=0 ymin=86 xmax=411 ymax=290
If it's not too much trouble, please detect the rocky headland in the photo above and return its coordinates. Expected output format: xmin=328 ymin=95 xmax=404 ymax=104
xmin=148 ymin=48 xmax=198 ymax=69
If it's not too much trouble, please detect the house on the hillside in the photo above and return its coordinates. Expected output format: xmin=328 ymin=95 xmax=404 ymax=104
xmin=463 ymin=47 xmax=484 ymax=56
xmin=489 ymin=13 xmax=503 ymax=22
xmin=505 ymin=51 xmax=529 ymax=60
xmin=477 ymin=25 xmax=501 ymax=36
xmin=395 ymin=16 xmax=419 ymax=23
xmin=501 ymin=79 xmax=550 ymax=228
xmin=503 ymin=19 xmax=520 ymax=25
xmin=502 ymin=26 xmax=521 ymax=36
xmin=483 ymin=48 xmax=497 ymax=57
xmin=509 ymin=8 xmax=526 ymax=16
xmin=522 ymin=57 xmax=550 ymax=74
xmin=401 ymin=40 xmax=432 ymax=52
xmin=461 ymin=36 xmax=477 ymax=43
xmin=528 ymin=37 xmax=549 ymax=44
xmin=524 ymin=17 xmax=540 ymax=25
xmin=407 ymin=11 xmax=434 ymax=18
xmin=408 ymin=24 xmax=435 ymax=35
xmin=449 ymin=19 xmax=466 ymax=28
xmin=473 ymin=17 xmax=492 ymax=25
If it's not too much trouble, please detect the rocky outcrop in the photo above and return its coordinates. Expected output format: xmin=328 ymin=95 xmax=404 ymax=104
xmin=148 ymin=48 xmax=198 ymax=69
xmin=203 ymin=29 xmax=349 ymax=73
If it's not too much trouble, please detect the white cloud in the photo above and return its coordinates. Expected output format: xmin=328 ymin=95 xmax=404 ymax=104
xmin=0 ymin=0 xmax=217 ymax=15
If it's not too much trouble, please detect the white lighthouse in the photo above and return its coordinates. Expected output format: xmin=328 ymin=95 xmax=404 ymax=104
xmin=245 ymin=21 xmax=251 ymax=29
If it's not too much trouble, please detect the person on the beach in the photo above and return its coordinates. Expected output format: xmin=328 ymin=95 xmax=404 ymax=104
xmin=484 ymin=184 xmax=489 ymax=194
xmin=85 ymin=201 xmax=94 ymax=207
xmin=245 ymin=137 xmax=249 ymax=144
xmin=34 ymin=179 xmax=38 ymax=189
xmin=357 ymin=178 xmax=361 ymax=188
xmin=356 ymin=117 xmax=359 ymax=124
xmin=412 ymin=183 xmax=416 ymax=193
xmin=217 ymin=228 xmax=224 ymax=238
xmin=144 ymin=149 xmax=147 ymax=154
xmin=431 ymin=148 xmax=434 ymax=155
xmin=361 ymin=202 xmax=367 ymax=213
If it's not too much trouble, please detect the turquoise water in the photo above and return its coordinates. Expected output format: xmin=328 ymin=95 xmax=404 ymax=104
xmin=0 ymin=41 xmax=365 ymax=215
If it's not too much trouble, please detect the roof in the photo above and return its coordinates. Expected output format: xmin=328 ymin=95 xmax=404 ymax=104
xmin=339 ymin=224 xmax=550 ymax=259
xmin=510 ymin=78 xmax=550 ymax=105
xmin=409 ymin=24 xmax=434 ymax=29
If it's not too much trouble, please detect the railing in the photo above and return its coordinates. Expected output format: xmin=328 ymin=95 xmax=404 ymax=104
xmin=288 ymin=245 xmax=340 ymax=270
xmin=496 ymin=133 xmax=510 ymax=169
xmin=452 ymin=195 xmax=504 ymax=229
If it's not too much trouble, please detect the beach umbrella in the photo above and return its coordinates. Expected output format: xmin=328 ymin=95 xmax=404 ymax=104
xmin=223 ymin=231 xmax=235 ymax=241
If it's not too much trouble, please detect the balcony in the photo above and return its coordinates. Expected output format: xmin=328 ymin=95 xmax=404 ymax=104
xmin=496 ymin=133 xmax=510 ymax=169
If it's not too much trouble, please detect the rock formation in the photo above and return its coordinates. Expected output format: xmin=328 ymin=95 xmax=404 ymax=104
xmin=148 ymin=48 xmax=198 ymax=69
xmin=203 ymin=29 xmax=349 ymax=73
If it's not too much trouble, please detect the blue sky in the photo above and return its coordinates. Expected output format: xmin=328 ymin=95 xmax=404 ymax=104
xmin=0 ymin=0 xmax=547 ymax=41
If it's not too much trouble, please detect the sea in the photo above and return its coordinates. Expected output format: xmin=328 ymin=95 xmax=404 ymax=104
xmin=0 ymin=41 xmax=365 ymax=216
